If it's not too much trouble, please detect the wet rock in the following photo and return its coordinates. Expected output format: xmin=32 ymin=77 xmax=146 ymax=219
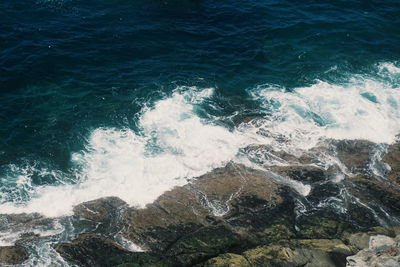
xmin=334 ymin=140 xmax=376 ymax=175
xmin=15 ymin=232 xmax=41 ymax=246
xmin=305 ymin=181 xmax=383 ymax=231
xmin=53 ymin=159 xmax=400 ymax=266
xmin=243 ymin=244 xmax=345 ymax=267
xmin=0 ymin=213 xmax=52 ymax=232
xmin=241 ymin=144 xmax=314 ymax=165
xmin=272 ymin=165 xmax=327 ymax=183
xmin=232 ymin=114 xmax=264 ymax=126
xmin=307 ymin=181 xmax=342 ymax=202
xmin=201 ymin=253 xmax=251 ymax=267
xmin=383 ymin=141 xmax=400 ymax=187
xmin=55 ymin=234 xmax=170 ymax=267
xmin=122 ymin=186 xmax=210 ymax=252
xmin=296 ymin=210 xmax=349 ymax=239
xmin=73 ymin=196 xmax=127 ymax=222
xmin=346 ymin=234 xmax=400 ymax=267
xmin=341 ymin=227 xmax=400 ymax=254
xmin=122 ymin=163 xmax=298 ymax=265
xmin=166 ymin=226 xmax=242 ymax=266
xmin=346 ymin=176 xmax=400 ymax=221
xmin=0 ymin=246 xmax=29 ymax=265
xmin=203 ymin=239 xmax=353 ymax=267
xmin=0 ymin=213 xmax=57 ymax=247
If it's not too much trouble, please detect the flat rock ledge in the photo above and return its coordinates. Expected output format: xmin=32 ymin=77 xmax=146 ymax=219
xmin=30 ymin=139 xmax=400 ymax=266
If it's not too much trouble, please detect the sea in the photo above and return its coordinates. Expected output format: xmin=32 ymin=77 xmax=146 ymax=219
xmin=0 ymin=0 xmax=399 ymax=265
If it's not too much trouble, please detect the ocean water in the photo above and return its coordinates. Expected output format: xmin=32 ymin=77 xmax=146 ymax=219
xmin=0 ymin=0 xmax=400 ymax=265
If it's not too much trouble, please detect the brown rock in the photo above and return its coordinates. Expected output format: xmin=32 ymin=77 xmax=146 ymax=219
xmin=202 ymin=253 xmax=251 ymax=267
xmin=346 ymin=176 xmax=400 ymax=219
xmin=73 ymin=196 xmax=127 ymax=222
xmin=55 ymin=234 xmax=169 ymax=267
xmin=271 ymin=165 xmax=327 ymax=183
xmin=383 ymin=141 xmax=400 ymax=187
xmin=334 ymin=140 xmax=376 ymax=175
xmin=122 ymin=163 xmax=296 ymax=264
xmin=0 ymin=246 xmax=29 ymax=265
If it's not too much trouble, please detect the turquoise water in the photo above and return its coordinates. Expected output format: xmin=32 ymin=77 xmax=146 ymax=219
xmin=0 ymin=0 xmax=400 ymax=262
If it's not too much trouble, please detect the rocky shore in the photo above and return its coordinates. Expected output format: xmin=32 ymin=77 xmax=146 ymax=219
xmin=1 ymin=138 xmax=400 ymax=266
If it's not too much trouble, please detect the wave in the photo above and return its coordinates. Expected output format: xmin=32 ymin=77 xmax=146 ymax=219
xmin=243 ymin=64 xmax=400 ymax=150
xmin=0 ymin=87 xmax=253 ymax=216
xmin=0 ymin=62 xmax=399 ymax=218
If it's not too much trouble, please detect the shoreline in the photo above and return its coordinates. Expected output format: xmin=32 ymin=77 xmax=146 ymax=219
xmin=1 ymin=137 xmax=400 ymax=266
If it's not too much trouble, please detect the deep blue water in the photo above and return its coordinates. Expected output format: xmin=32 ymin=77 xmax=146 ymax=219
xmin=1 ymin=0 xmax=400 ymax=218
xmin=1 ymin=0 xmax=400 ymax=264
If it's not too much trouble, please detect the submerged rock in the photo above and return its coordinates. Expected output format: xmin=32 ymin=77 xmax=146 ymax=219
xmin=0 ymin=246 xmax=29 ymax=265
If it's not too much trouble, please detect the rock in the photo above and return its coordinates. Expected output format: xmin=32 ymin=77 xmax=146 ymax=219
xmin=241 ymin=144 xmax=315 ymax=165
xmin=341 ymin=227 xmax=400 ymax=253
xmin=0 ymin=246 xmax=29 ymax=265
xmin=295 ymin=208 xmax=351 ymax=239
xmin=233 ymin=114 xmax=264 ymax=126
xmin=272 ymin=165 xmax=328 ymax=183
xmin=346 ymin=176 xmax=400 ymax=221
xmin=53 ymin=158 xmax=400 ymax=266
xmin=342 ymin=232 xmax=372 ymax=251
xmin=121 ymin=163 xmax=298 ymax=265
xmin=0 ymin=213 xmax=52 ymax=233
xmin=346 ymin=234 xmax=400 ymax=267
xmin=292 ymin=239 xmax=352 ymax=254
xmin=167 ymin=226 xmax=242 ymax=266
xmin=369 ymin=235 xmax=397 ymax=250
xmin=0 ymin=213 xmax=58 ymax=247
xmin=383 ymin=141 xmax=400 ymax=187
xmin=15 ymin=232 xmax=41 ymax=246
xmin=55 ymin=234 xmax=170 ymax=267
xmin=243 ymin=245 xmax=343 ymax=267
xmin=334 ymin=140 xmax=376 ymax=176
xmin=73 ymin=196 xmax=127 ymax=222
xmin=201 ymin=253 xmax=251 ymax=267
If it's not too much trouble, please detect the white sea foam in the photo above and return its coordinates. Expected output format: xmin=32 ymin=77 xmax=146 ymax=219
xmin=1 ymin=64 xmax=399 ymax=218
xmin=244 ymin=75 xmax=400 ymax=149
xmin=378 ymin=62 xmax=400 ymax=75
xmin=0 ymin=87 xmax=254 ymax=217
